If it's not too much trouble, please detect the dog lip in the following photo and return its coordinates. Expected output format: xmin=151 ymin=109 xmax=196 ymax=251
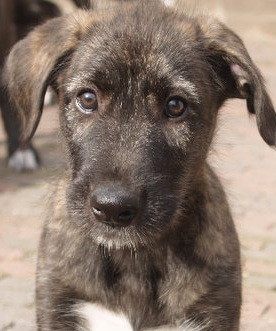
xmin=97 ymin=219 xmax=132 ymax=229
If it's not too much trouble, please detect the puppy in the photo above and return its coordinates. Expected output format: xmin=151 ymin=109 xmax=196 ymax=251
xmin=4 ymin=1 xmax=276 ymax=330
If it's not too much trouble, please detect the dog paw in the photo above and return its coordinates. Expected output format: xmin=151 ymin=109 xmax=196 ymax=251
xmin=8 ymin=148 xmax=40 ymax=172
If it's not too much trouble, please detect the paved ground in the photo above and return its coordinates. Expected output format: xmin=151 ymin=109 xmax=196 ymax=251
xmin=0 ymin=1 xmax=276 ymax=330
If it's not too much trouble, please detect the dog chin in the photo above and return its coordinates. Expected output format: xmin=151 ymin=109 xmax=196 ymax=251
xmin=87 ymin=221 xmax=161 ymax=251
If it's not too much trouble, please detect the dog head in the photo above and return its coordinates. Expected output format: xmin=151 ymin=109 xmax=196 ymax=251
xmin=4 ymin=1 xmax=276 ymax=248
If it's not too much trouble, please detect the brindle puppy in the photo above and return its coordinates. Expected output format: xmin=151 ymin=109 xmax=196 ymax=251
xmin=3 ymin=1 xmax=276 ymax=330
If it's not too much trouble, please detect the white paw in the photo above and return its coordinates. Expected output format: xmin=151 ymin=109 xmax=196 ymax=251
xmin=8 ymin=148 xmax=39 ymax=172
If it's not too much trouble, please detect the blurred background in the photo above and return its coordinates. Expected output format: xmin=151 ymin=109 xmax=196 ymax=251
xmin=0 ymin=0 xmax=275 ymax=330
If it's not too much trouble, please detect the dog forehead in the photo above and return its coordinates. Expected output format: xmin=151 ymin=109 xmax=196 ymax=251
xmin=67 ymin=6 xmax=206 ymax=95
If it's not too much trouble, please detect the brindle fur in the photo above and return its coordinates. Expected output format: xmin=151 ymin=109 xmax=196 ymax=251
xmin=3 ymin=1 xmax=276 ymax=330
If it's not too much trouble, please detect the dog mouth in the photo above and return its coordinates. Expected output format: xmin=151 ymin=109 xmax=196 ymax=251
xmin=87 ymin=218 xmax=164 ymax=250
xmin=67 ymin=180 xmax=180 ymax=248
xmin=87 ymin=200 xmax=179 ymax=250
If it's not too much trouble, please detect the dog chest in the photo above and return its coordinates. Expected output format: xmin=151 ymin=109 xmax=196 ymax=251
xmin=76 ymin=303 xmax=133 ymax=331
xmin=75 ymin=302 xmax=204 ymax=331
xmin=71 ymin=250 xmax=198 ymax=330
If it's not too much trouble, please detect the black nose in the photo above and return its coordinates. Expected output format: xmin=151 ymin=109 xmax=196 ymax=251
xmin=90 ymin=184 xmax=140 ymax=227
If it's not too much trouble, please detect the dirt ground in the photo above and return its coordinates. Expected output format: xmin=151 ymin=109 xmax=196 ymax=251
xmin=0 ymin=1 xmax=276 ymax=330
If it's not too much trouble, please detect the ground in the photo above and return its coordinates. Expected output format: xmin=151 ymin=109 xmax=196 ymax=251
xmin=0 ymin=1 xmax=276 ymax=330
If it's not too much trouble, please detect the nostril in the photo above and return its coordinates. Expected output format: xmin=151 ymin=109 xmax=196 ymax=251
xmin=118 ymin=208 xmax=137 ymax=224
xmin=92 ymin=207 xmax=106 ymax=222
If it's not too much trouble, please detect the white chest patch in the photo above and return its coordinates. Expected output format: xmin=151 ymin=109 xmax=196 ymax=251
xmin=162 ymin=0 xmax=176 ymax=8
xmin=76 ymin=302 xmax=205 ymax=331
xmin=76 ymin=303 xmax=133 ymax=331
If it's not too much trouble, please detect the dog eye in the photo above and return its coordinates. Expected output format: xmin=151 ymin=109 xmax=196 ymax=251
xmin=165 ymin=98 xmax=188 ymax=119
xmin=76 ymin=91 xmax=98 ymax=113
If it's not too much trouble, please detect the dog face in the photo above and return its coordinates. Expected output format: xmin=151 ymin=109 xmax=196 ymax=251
xmin=4 ymin=1 xmax=276 ymax=249
xmin=61 ymin=8 xmax=222 ymax=248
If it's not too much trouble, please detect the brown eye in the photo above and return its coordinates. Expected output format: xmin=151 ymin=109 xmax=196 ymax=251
xmin=76 ymin=90 xmax=98 ymax=113
xmin=165 ymin=98 xmax=188 ymax=119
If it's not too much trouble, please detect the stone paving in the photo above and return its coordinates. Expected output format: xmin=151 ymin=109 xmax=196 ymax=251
xmin=0 ymin=1 xmax=276 ymax=330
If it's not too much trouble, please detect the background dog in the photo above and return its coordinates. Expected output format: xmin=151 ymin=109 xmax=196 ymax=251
xmin=3 ymin=1 xmax=276 ymax=330
xmin=0 ymin=0 xmax=61 ymax=171
xmin=0 ymin=0 xmax=91 ymax=171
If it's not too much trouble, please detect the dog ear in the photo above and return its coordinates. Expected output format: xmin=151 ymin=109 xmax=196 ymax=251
xmin=3 ymin=11 xmax=94 ymax=145
xmin=201 ymin=18 xmax=276 ymax=147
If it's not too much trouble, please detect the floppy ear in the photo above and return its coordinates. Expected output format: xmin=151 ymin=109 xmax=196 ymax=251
xmin=3 ymin=11 xmax=94 ymax=145
xmin=200 ymin=18 xmax=276 ymax=147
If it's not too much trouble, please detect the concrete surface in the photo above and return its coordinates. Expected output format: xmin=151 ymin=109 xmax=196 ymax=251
xmin=0 ymin=1 xmax=276 ymax=330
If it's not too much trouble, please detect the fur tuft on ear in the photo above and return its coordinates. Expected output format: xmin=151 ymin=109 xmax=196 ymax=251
xmin=200 ymin=17 xmax=276 ymax=147
xmin=3 ymin=11 xmax=95 ymax=146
